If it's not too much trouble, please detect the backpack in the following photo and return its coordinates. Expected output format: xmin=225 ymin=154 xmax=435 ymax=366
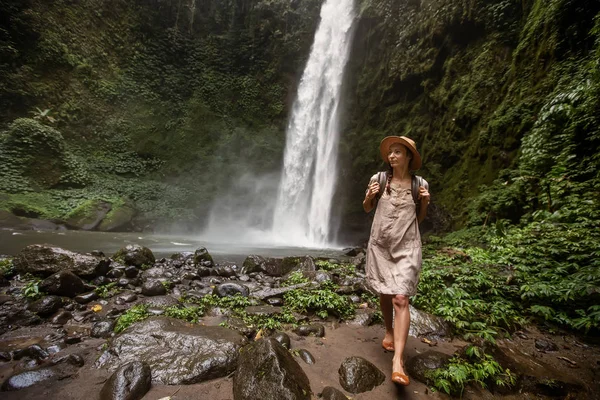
xmin=375 ymin=171 xmax=428 ymax=213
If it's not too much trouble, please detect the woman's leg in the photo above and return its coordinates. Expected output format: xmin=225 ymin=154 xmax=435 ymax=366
xmin=380 ymin=294 xmax=394 ymax=347
xmin=392 ymin=294 xmax=410 ymax=374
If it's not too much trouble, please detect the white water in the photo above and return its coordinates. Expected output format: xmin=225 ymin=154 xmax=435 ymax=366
xmin=199 ymin=0 xmax=356 ymax=249
xmin=271 ymin=0 xmax=356 ymax=247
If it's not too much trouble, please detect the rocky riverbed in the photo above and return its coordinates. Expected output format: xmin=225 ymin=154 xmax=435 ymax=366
xmin=0 ymin=244 xmax=598 ymax=399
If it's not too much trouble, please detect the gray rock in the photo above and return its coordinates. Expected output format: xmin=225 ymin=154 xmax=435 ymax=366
xmin=117 ymin=292 xmax=138 ymax=303
xmin=138 ymin=295 xmax=179 ymax=309
xmin=348 ymin=308 xmax=376 ymax=326
xmin=338 ymin=356 xmax=385 ymax=394
xmin=409 ymin=305 xmax=450 ymax=338
xmin=27 ymin=295 xmax=63 ymax=316
xmin=320 ymin=386 xmax=348 ymax=400
xmin=141 ymin=280 xmax=166 ymax=296
xmin=96 ymin=317 xmax=247 ymax=385
xmin=51 ymin=310 xmax=72 ymax=325
xmin=113 ymin=244 xmax=155 ymax=267
xmin=244 ymin=305 xmax=282 ymax=317
xmin=296 ymin=349 xmax=315 ymax=365
xmin=1 ymin=369 xmax=55 ymax=391
xmin=74 ymin=291 xmax=99 ymax=304
xmin=405 ymin=350 xmax=451 ymax=384
xmin=534 ymin=338 xmax=558 ymax=352
xmin=213 ymin=282 xmax=250 ymax=297
xmin=124 ymin=266 xmax=139 ymax=278
xmin=266 ymin=297 xmax=284 ymax=306
xmin=233 ymin=338 xmax=311 ymax=400
xmin=92 ymin=320 xmax=115 ymax=338
xmin=39 ymin=271 xmax=86 ymax=297
xmin=271 ymin=332 xmax=291 ymax=349
xmin=294 ymin=324 xmax=325 ymax=337
xmin=251 ymin=282 xmax=311 ymax=300
xmin=194 ymin=247 xmax=214 ymax=267
xmin=13 ymin=244 xmax=107 ymax=278
xmin=99 ymin=361 xmax=152 ymax=400
xmin=13 ymin=344 xmax=49 ymax=361
xmin=213 ymin=266 xmax=235 ymax=277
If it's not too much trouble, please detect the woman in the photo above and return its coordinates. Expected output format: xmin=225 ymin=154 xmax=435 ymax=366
xmin=362 ymin=136 xmax=430 ymax=386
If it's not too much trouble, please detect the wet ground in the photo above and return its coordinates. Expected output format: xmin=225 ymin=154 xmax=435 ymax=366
xmin=1 ymin=317 xmax=599 ymax=400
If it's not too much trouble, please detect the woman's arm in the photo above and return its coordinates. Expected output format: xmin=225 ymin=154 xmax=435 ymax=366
xmin=363 ymin=180 xmax=380 ymax=213
xmin=417 ymin=184 xmax=430 ymax=223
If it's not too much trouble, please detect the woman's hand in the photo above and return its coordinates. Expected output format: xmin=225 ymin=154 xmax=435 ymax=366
xmin=363 ymin=181 xmax=380 ymax=213
xmin=366 ymin=181 xmax=380 ymax=201
xmin=418 ymin=186 xmax=430 ymax=205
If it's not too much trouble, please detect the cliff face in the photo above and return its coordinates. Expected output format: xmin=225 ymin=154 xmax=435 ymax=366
xmin=339 ymin=0 xmax=600 ymax=240
xmin=1 ymin=0 xmax=599 ymax=238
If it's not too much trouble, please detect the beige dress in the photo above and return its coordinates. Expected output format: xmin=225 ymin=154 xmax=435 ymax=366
xmin=366 ymin=176 xmax=422 ymax=296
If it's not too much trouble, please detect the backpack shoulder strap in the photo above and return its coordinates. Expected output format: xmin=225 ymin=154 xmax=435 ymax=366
xmin=376 ymin=171 xmax=387 ymax=200
xmin=411 ymin=175 xmax=420 ymax=204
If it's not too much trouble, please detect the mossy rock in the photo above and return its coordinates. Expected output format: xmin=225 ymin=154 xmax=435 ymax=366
xmin=97 ymin=200 xmax=136 ymax=232
xmin=65 ymin=199 xmax=112 ymax=230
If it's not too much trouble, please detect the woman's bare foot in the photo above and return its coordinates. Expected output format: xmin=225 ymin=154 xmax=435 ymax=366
xmin=382 ymin=330 xmax=394 ymax=351
xmin=392 ymin=355 xmax=406 ymax=375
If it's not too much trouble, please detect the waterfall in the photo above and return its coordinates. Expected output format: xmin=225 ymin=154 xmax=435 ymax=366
xmin=271 ymin=0 xmax=356 ymax=247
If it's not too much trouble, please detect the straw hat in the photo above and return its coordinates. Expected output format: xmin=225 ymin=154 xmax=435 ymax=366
xmin=379 ymin=136 xmax=422 ymax=170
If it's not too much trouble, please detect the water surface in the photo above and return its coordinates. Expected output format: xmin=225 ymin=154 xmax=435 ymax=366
xmin=0 ymin=229 xmax=346 ymax=264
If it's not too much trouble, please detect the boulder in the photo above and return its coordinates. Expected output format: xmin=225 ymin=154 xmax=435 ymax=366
xmin=96 ymin=317 xmax=247 ymax=385
xmin=141 ymin=280 xmax=167 ymax=296
xmin=27 ymin=295 xmax=63 ymax=317
xmin=113 ymin=245 xmax=155 ymax=268
xmin=13 ymin=244 xmax=107 ymax=277
xmin=65 ymin=199 xmax=112 ymax=230
xmin=233 ymin=338 xmax=311 ymax=400
xmin=320 ymin=386 xmax=348 ymax=400
xmin=138 ymin=295 xmax=179 ymax=309
xmin=251 ymin=282 xmax=311 ymax=300
xmin=96 ymin=200 xmax=136 ymax=232
xmin=194 ymin=247 xmax=214 ymax=267
xmin=409 ymin=305 xmax=450 ymax=338
xmin=1 ymin=369 xmax=56 ymax=391
xmin=39 ymin=271 xmax=86 ymax=297
xmin=294 ymin=324 xmax=325 ymax=337
xmin=91 ymin=320 xmax=116 ymax=338
xmin=241 ymin=255 xmax=305 ymax=277
xmin=405 ymin=350 xmax=451 ymax=384
xmin=338 ymin=356 xmax=385 ymax=394
xmin=296 ymin=349 xmax=315 ymax=365
xmin=271 ymin=332 xmax=291 ymax=349
xmin=99 ymin=361 xmax=152 ymax=400
xmin=213 ymin=282 xmax=250 ymax=297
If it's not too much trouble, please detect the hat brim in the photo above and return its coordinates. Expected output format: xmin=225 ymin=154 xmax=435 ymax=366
xmin=379 ymin=136 xmax=422 ymax=170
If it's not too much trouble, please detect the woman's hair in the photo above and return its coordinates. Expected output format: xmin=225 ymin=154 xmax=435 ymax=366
xmin=385 ymin=145 xmax=413 ymax=195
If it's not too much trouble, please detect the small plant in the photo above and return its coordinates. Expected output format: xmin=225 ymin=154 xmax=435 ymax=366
xmin=0 ymin=259 xmax=14 ymax=279
xmin=114 ymin=304 xmax=150 ymax=333
xmin=284 ymin=287 xmax=355 ymax=320
xmin=282 ymin=270 xmax=309 ymax=287
xmin=427 ymin=346 xmax=516 ymax=396
xmin=30 ymin=107 xmax=56 ymax=123
xmin=22 ymin=278 xmax=43 ymax=299
xmin=95 ymin=282 xmax=120 ymax=298
xmin=164 ymin=305 xmax=203 ymax=323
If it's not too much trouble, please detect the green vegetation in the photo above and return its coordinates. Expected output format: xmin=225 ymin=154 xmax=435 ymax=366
xmin=164 ymin=305 xmax=204 ymax=323
xmin=114 ymin=304 xmax=150 ymax=333
xmin=284 ymin=286 xmax=355 ymax=320
xmin=21 ymin=277 xmax=43 ymax=300
xmin=95 ymin=282 xmax=120 ymax=299
xmin=427 ymin=345 xmax=516 ymax=396
xmin=0 ymin=259 xmax=14 ymax=279
xmin=281 ymin=270 xmax=309 ymax=286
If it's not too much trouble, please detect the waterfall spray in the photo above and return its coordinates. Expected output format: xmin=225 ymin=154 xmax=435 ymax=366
xmin=272 ymin=0 xmax=356 ymax=248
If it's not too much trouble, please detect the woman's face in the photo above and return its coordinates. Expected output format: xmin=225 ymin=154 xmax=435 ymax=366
xmin=388 ymin=143 xmax=411 ymax=168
